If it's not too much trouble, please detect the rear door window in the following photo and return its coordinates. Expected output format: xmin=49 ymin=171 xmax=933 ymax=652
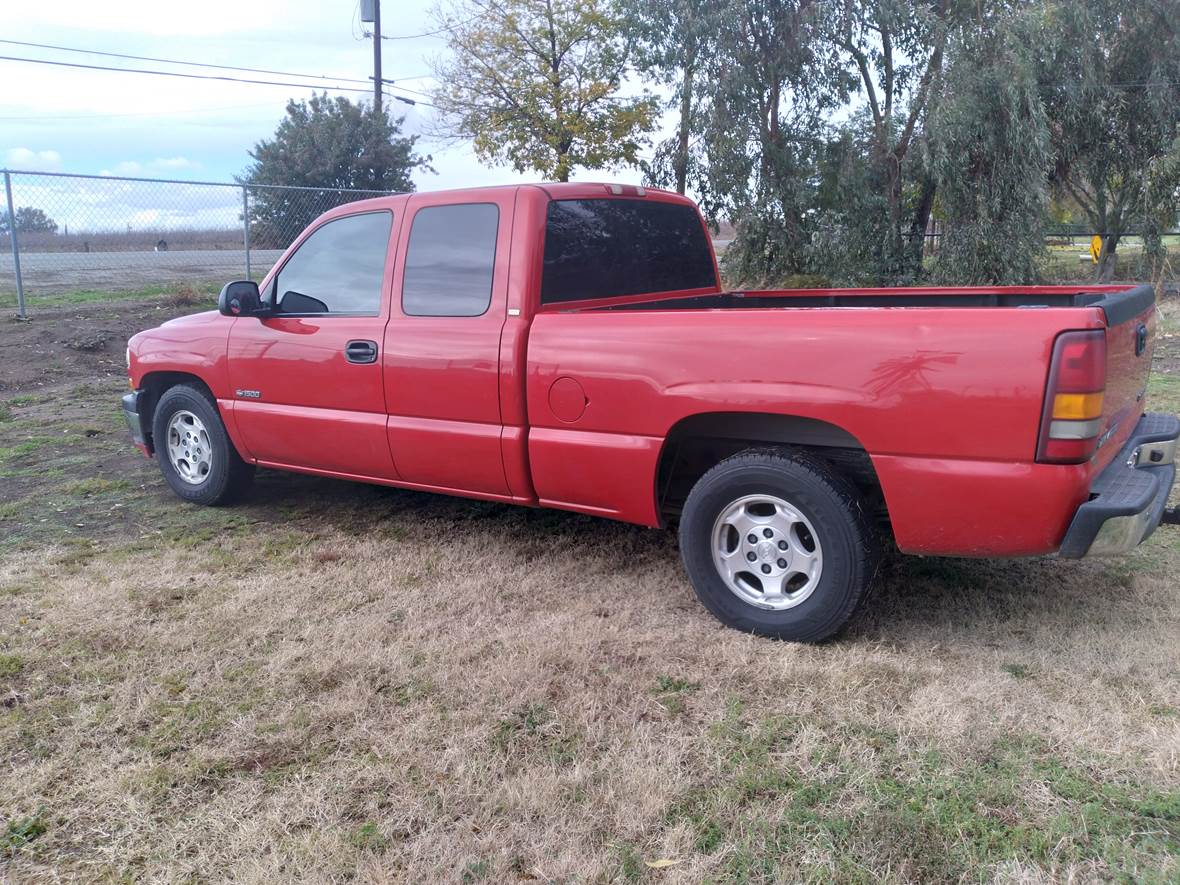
xmin=541 ymin=199 xmax=717 ymax=305
xmin=401 ymin=203 xmax=499 ymax=317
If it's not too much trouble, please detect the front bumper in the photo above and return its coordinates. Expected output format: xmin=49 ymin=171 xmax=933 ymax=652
xmin=1059 ymin=412 xmax=1179 ymax=558
xmin=121 ymin=390 xmax=150 ymax=452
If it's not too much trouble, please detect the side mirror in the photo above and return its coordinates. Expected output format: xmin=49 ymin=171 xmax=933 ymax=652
xmin=218 ymin=280 xmax=267 ymax=317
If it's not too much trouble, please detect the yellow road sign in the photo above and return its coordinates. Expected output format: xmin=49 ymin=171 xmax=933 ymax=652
xmin=1090 ymin=234 xmax=1102 ymax=264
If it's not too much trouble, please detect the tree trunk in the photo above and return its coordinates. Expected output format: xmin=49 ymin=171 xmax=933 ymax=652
xmin=674 ymin=53 xmax=695 ymax=195
xmin=909 ymin=177 xmax=937 ymax=264
xmin=1097 ymin=233 xmax=1121 ymax=282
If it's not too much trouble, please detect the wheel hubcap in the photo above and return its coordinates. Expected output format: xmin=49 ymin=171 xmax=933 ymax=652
xmin=165 ymin=410 xmax=213 ymax=485
xmin=711 ymin=494 xmax=823 ymax=610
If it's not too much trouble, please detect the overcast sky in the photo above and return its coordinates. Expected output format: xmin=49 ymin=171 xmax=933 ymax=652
xmin=1 ymin=0 xmax=662 ymax=193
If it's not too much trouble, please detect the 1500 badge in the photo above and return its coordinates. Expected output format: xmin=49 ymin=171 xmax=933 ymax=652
xmin=235 ymin=389 xmax=261 ymax=399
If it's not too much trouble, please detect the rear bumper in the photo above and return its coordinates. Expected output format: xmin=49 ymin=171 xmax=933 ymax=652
xmin=121 ymin=390 xmax=150 ymax=454
xmin=1059 ymin=412 xmax=1179 ymax=558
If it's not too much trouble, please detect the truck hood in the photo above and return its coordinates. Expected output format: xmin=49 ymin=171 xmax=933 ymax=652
xmin=128 ymin=309 xmax=231 ymax=354
xmin=161 ymin=309 xmax=222 ymax=328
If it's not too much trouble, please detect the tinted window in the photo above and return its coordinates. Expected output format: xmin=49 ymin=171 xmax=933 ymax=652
xmin=402 ymin=203 xmax=499 ymax=316
xmin=274 ymin=211 xmax=392 ymax=315
xmin=541 ymin=199 xmax=717 ymax=304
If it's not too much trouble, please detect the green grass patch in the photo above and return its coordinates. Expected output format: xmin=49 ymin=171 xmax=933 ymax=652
xmin=3 ymin=812 xmax=48 ymax=856
xmin=1001 ymin=662 xmax=1033 ymax=680
xmin=492 ymin=702 xmax=578 ymax=767
xmin=7 ymin=282 xmax=222 ymax=309
xmin=64 ymin=477 xmax=131 ymax=498
xmin=0 ymin=437 xmax=58 ymax=464
xmin=6 ymin=395 xmax=45 ymax=408
xmin=661 ymin=709 xmax=1180 ymax=881
xmin=1148 ymin=372 xmax=1180 ymax=413
xmin=350 ymin=822 xmax=389 ymax=852
xmin=0 ymin=654 xmax=24 ymax=678
xmin=653 ymin=674 xmax=701 ymax=716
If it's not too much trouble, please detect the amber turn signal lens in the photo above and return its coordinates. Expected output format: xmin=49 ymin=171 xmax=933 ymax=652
xmin=1052 ymin=391 xmax=1104 ymax=421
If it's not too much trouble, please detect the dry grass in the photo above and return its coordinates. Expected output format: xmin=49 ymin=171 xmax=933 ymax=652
xmin=1 ymin=299 xmax=1179 ymax=882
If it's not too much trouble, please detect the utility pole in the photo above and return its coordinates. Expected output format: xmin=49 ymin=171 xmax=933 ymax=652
xmin=372 ymin=0 xmax=382 ymax=114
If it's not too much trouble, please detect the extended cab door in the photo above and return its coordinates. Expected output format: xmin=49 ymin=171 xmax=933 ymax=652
xmin=381 ymin=190 xmax=514 ymax=496
xmin=226 ymin=209 xmax=399 ymax=480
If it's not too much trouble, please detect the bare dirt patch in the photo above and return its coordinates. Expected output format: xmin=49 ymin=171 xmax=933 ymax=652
xmin=1 ymin=296 xmax=1178 ymax=882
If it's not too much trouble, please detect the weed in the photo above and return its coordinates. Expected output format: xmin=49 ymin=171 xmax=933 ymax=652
xmin=653 ymin=674 xmax=700 ymax=716
xmin=0 ymin=654 xmax=24 ymax=678
xmin=492 ymin=703 xmax=577 ymax=767
xmin=610 ymin=841 xmax=645 ymax=883
xmin=1001 ymin=662 xmax=1033 ymax=679
xmin=350 ymin=822 xmax=388 ymax=852
xmin=460 ymin=857 xmax=492 ymax=882
xmin=3 ymin=812 xmax=47 ymax=856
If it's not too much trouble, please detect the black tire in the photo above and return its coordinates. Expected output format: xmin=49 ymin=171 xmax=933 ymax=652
xmin=678 ymin=448 xmax=879 ymax=642
xmin=151 ymin=384 xmax=255 ymax=506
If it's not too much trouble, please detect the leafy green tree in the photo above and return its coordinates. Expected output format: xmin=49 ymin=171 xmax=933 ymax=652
xmin=927 ymin=8 xmax=1050 ymax=283
xmin=430 ymin=0 xmax=659 ymax=182
xmin=1041 ymin=0 xmax=1180 ymax=280
xmin=0 ymin=206 xmax=57 ymax=235
xmin=242 ymin=94 xmax=428 ymax=247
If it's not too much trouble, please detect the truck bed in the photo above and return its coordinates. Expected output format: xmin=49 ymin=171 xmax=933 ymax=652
xmin=590 ymin=283 xmax=1155 ymax=325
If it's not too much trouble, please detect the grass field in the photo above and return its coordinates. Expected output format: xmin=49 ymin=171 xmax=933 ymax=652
xmin=0 ymin=291 xmax=1178 ymax=882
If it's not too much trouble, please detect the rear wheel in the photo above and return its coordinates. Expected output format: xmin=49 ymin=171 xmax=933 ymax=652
xmin=152 ymin=384 xmax=254 ymax=505
xmin=678 ymin=448 xmax=879 ymax=642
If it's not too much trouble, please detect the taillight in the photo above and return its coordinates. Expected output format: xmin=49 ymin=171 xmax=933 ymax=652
xmin=1036 ymin=330 xmax=1106 ymax=464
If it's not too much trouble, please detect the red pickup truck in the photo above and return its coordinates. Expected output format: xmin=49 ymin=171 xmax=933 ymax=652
xmin=123 ymin=183 xmax=1179 ymax=641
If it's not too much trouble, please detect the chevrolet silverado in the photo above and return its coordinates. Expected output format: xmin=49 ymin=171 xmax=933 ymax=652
xmin=122 ymin=183 xmax=1179 ymax=641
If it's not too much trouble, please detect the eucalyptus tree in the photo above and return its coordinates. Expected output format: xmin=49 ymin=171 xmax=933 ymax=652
xmin=820 ymin=0 xmax=957 ymax=282
xmin=623 ymin=0 xmax=720 ymax=196
xmin=696 ymin=0 xmax=852 ymax=284
xmin=927 ymin=8 xmax=1051 ymax=283
xmin=1040 ymin=0 xmax=1180 ymax=280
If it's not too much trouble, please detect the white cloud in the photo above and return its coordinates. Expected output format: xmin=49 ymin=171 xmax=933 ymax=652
xmin=99 ymin=161 xmax=143 ymax=176
xmin=152 ymin=157 xmax=200 ymax=170
xmin=5 ymin=148 xmax=63 ymax=171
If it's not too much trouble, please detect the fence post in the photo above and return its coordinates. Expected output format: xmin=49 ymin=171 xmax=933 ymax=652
xmin=3 ymin=171 xmax=26 ymax=319
xmin=242 ymin=185 xmax=251 ymax=280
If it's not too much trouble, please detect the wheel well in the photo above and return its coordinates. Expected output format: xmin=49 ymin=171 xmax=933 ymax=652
xmin=138 ymin=371 xmax=215 ymax=451
xmin=656 ymin=412 xmax=890 ymax=531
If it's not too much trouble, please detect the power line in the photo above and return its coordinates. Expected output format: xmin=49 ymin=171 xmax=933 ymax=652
xmin=380 ymin=24 xmax=453 ymax=40
xmin=0 ymin=54 xmax=379 ymax=94
xmin=0 ymin=102 xmax=283 ymax=122
xmin=0 ymin=38 xmax=373 ymax=85
xmin=378 ymin=18 xmax=473 ymax=40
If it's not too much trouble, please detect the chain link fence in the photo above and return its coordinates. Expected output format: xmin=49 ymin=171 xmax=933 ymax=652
xmin=1 ymin=169 xmax=394 ymax=316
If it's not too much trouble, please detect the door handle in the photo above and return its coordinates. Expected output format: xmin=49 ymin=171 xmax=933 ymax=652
xmin=345 ymin=339 xmax=379 ymax=364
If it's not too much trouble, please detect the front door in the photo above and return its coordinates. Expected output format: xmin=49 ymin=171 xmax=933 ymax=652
xmin=382 ymin=192 xmax=514 ymax=496
xmin=227 ymin=209 xmax=399 ymax=480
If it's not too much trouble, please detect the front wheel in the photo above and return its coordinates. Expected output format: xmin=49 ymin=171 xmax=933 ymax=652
xmin=678 ymin=449 xmax=879 ymax=642
xmin=152 ymin=384 xmax=254 ymax=506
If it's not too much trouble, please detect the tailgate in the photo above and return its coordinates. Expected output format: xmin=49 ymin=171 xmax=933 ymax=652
xmin=1096 ymin=285 xmax=1157 ymax=469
